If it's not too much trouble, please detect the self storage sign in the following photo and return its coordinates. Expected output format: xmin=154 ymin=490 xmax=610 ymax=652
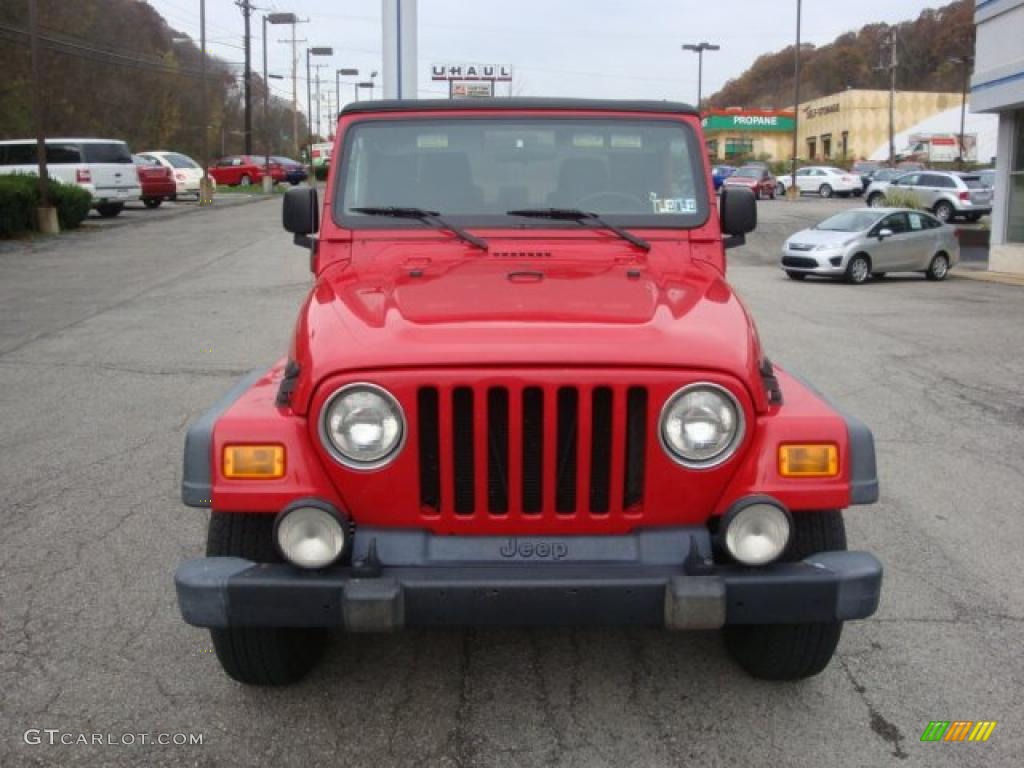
xmin=432 ymin=63 xmax=512 ymax=81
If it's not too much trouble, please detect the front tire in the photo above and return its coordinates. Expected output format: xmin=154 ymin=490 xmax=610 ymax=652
xmin=142 ymin=198 xmax=162 ymax=209
xmin=845 ymin=254 xmax=871 ymax=285
xmin=206 ymin=512 xmax=327 ymax=686
xmin=867 ymin=193 xmax=886 ymax=208
xmin=239 ymin=174 xmax=252 ymax=187
xmin=819 ymin=184 xmax=833 ymax=199
xmin=776 ymin=182 xmax=786 ymax=197
xmin=723 ymin=510 xmax=847 ymax=681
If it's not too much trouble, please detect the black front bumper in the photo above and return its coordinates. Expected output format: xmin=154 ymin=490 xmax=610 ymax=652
xmin=175 ymin=550 xmax=882 ymax=631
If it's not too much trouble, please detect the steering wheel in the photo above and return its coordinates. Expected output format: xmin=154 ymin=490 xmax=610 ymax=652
xmin=574 ymin=190 xmax=648 ymax=213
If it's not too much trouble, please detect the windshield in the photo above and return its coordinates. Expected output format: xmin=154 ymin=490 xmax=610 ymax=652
xmin=334 ymin=117 xmax=707 ymax=228
xmin=814 ymin=211 xmax=882 ymax=232
xmin=163 ymin=152 xmax=199 ymax=169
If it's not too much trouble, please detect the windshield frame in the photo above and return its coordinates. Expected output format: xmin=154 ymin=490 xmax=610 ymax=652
xmin=330 ymin=115 xmax=710 ymax=231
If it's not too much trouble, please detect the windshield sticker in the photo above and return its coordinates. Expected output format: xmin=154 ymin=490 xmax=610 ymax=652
xmin=572 ymin=134 xmax=604 ymax=148
xmin=650 ymin=197 xmax=697 ymax=214
xmin=610 ymin=134 xmax=643 ymax=149
xmin=417 ymin=134 xmax=449 ymax=149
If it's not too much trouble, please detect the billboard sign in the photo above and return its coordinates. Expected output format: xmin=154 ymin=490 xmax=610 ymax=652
xmin=431 ymin=63 xmax=512 ymax=82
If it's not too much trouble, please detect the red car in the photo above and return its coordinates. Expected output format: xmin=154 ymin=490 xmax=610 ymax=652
xmin=175 ymin=99 xmax=881 ymax=686
xmin=208 ymin=155 xmax=286 ymax=187
xmin=723 ymin=165 xmax=778 ymax=200
xmin=132 ymin=154 xmax=176 ymax=208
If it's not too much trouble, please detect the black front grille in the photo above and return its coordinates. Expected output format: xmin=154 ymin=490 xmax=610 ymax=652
xmin=782 ymin=256 xmax=818 ymax=269
xmin=418 ymin=384 xmax=648 ymax=518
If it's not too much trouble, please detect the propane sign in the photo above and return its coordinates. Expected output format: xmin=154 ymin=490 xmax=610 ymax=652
xmin=431 ymin=63 xmax=512 ymax=81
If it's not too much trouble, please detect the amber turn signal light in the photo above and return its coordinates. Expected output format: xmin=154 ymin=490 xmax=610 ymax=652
xmin=223 ymin=445 xmax=285 ymax=479
xmin=779 ymin=444 xmax=838 ymax=478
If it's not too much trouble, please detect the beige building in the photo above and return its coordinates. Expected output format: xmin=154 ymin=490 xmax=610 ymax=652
xmin=703 ymin=90 xmax=965 ymax=164
xmin=796 ymin=89 xmax=963 ymax=163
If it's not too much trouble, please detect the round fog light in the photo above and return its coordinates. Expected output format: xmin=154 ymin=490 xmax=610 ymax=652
xmin=723 ymin=500 xmax=791 ymax=566
xmin=275 ymin=502 xmax=347 ymax=569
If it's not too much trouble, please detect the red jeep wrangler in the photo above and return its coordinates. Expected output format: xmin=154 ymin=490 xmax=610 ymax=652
xmin=175 ymin=99 xmax=881 ymax=686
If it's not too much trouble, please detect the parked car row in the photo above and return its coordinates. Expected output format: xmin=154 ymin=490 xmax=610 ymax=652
xmin=0 ymin=138 xmax=309 ymax=217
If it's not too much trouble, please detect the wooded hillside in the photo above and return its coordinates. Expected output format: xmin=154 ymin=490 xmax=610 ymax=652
xmin=706 ymin=0 xmax=975 ymax=109
xmin=0 ymin=0 xmax=309 ymax=159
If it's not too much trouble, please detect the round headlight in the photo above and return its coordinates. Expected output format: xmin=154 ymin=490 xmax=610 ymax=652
xmin=723 ymin=500 xmax=791 ymax=566
xmin=320 ymin=383 xmax=405 ymax=468
xmin=660 ymin=384 xmax=743 ymax=467
xmin=275 ymin=503 xmax=347 ymax=569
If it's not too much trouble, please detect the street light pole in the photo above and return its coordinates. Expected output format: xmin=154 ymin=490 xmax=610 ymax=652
xmin=263 ymin=12 xmax=297 ymax=192
xmin=336 ymin=68 xmax=359 ymax=112
xmin=199 ymin=0 xmax=212 ymax=205
xmin=790 ymin=0 xmax=802 ymax=200
xmin=681 ymin=42 xmax=720 ymax=111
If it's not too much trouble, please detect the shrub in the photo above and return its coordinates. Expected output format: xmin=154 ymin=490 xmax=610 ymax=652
xmin=0 ymin=173 xmax=92 ymax=236
xmin=0 ymin=175 xmax=36 ymax=237
xmin=49 ymin=181 xmax=91 ymax=229
xmin=877 ymin=188 xmax=923 ymax=210
xmin=314 ymin=164 xmax=328 ymax=181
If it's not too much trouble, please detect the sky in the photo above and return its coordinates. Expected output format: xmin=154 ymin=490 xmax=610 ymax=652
xmin=147 ymin=0 xmax=943 ymax=125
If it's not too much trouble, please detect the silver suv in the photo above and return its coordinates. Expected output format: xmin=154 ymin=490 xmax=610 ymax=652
xmin=865 ymin=170 xmax=992 ymax=222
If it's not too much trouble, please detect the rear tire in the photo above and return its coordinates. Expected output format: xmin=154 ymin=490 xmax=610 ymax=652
xmin=723 ymin=511 xmax=847 ymax=681
xmin=142 ymin=198 xmax=162 ymax=209
xmin=776 ymin=182 xmax=786 ymax=197
xmin=239 ymin=174 xmax=252 ymax=187
xmin=867 ymin=193 xmax=886 ymax=208
xmin=926 ymin=252 xmax=950 ymax=281
xmin=786 ymin=271 xmax=807 ymax=281
xmin=206 ymin=513 xmax=327 ymax=686
xmin=95 ymin=203 xmax=124 ymax=217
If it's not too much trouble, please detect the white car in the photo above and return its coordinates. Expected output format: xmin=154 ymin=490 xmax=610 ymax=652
xmin=137 ymin=151 xmax=215 ymax=199
xmin=776 ymin=166 xmax=863 ymax=198
xmin=0 ymin=138 xmax=141 ymax=217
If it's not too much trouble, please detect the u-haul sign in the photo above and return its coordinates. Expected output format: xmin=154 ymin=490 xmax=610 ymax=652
xmin=432 ymin=63 xmax=512 ymax=82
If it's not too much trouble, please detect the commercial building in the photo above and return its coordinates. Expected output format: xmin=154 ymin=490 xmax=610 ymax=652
xmin=973 ymin=0 xmax=1024 ymax=275
xmin=704 ymin=90 xmax=964 ymax=164
xmin=701 ymin=110 xmax=794 ymax=162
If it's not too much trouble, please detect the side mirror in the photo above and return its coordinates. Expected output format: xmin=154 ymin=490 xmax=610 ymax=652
xmin=283 ymin=186 xmax=319 ymax=248
xmin=876 ymin=228 xmax=893 ymax=240
xmin=719 ymin=185 xmax=757 ymax=249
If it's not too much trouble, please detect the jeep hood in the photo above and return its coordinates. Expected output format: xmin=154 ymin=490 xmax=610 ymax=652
xmin=293 ymin=242 xmax=764 ymax=406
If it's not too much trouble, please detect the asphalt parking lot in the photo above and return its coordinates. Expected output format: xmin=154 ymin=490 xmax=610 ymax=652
xmin=2 ymin=196 xmax=1021 ymax=767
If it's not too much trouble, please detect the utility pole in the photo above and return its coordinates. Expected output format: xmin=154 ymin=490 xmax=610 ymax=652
xmin=280 ymin=22 xmax=308 ymax=158
xmin=305 ymin=47 xmax=333 ymax=169
xmin=789 ymin=0 xmax=802 ymax=200
xmin=323 ymin=90 xmax=334 ymax=138
xmin=878 ymin=27 xmax=898 ymax=166
xmin=199 ymin=0 xmax=212 ymax=204
xmin=949 ymin=55 xmax=973 ymax=167
xmin=238 ymin=0 xmax=253 ymax=155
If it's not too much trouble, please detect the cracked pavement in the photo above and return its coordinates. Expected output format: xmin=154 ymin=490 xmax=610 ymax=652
xmin=1 ymin=197 xmax=1021 ymax=766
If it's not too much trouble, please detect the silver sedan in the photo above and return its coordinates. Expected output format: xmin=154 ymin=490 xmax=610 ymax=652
xmin=780 ymin=208 xmax=960 ymax=284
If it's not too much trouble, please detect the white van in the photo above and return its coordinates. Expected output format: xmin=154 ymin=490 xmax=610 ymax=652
xmin=0 ymin=138 xmax=142 ymax=217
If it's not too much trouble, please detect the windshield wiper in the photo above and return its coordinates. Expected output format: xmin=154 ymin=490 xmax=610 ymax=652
xmin=507 ymin=208 xmax=651 ymax=251
xmin=349 ymin=206 xmax=488 ymax=251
